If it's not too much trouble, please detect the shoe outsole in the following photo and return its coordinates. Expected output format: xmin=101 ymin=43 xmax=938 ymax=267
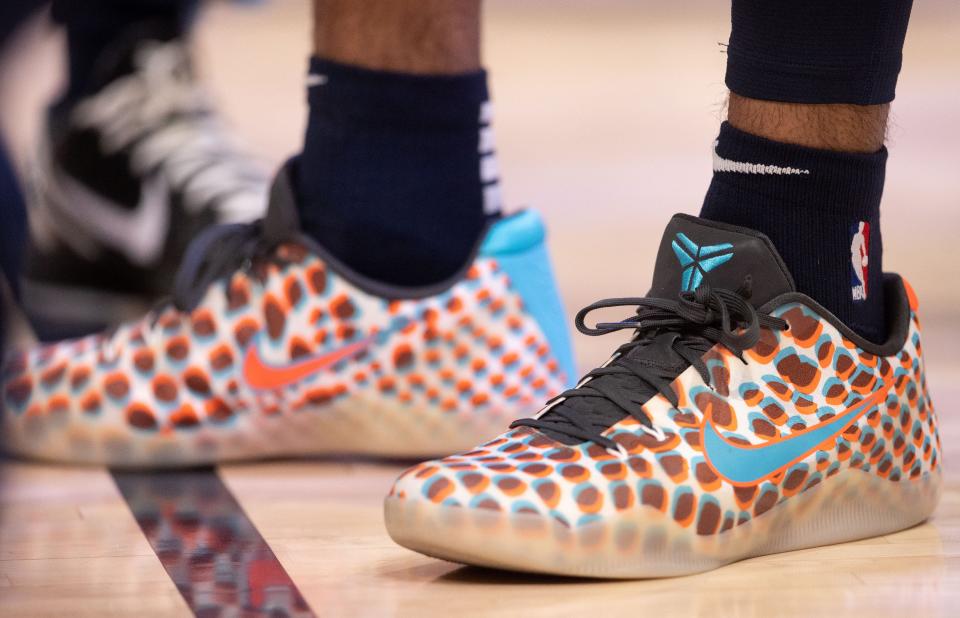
xmin=3 ymin=391 xmax=514 ymax=467
xmin=384 ymin=467 xmax=941 ymax=578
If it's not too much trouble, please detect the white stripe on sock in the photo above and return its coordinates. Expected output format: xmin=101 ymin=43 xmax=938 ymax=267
xmin=479 ymin=101 xmax=501 ymax=215
xmin=480 ymin=153 xmax=499 ymax=183
xmin=712 ymin=140 xmax=810 ymax=175
xmin=479 ymin=127 xmax=496 ymax=154
xmin=483 ymin=185 xmax=502 ymax=216
xmin=479 ymin=101 xmax=493 ymax=124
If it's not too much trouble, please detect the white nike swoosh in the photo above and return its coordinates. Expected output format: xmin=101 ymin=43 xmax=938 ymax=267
xmin=712 ymin=140 xmax=810 ymax=176
xmin=47 ymin=165 xmax=171 ymax=267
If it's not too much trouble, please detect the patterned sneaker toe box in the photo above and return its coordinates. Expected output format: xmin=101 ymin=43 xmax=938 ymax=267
xmin=384 ymin=283 xmax=942 ymax=578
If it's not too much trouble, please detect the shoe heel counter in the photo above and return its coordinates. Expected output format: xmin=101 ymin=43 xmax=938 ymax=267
xmin=901 ymin=276 xmax=926 ymax=366
xmin=480 ymin=210 xmax=576 ymax=385
xmin=899 ymin=276 xmax=942 ymax=471
xmin=902 ymin=276 xmax=920 ymax=317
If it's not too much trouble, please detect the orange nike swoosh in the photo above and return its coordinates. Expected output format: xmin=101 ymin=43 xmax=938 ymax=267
xmin=701 ymin=378 xmax=892 ymax=487
xmin=243 ymin=335 xmax=375 ymax=391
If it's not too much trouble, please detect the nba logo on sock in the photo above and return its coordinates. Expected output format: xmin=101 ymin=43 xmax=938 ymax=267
xmin=850 ymin=221 xmax=870 ymax=301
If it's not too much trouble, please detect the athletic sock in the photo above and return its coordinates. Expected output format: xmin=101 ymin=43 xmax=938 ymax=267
xmin=699 ymin=121 xmax=887 ymax=343
xmin=0 ymin=138 xmax=26 ymax=301
xmin=296 ymin=56 xmax=500 ymax=287
xmin=52 ymin=0 xmax=199 ymax=104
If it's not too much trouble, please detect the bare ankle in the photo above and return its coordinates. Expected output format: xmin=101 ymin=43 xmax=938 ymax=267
xmin=727 ymin=93 xmax=889 ymax=153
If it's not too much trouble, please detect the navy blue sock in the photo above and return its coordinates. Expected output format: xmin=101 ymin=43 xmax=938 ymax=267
xmin=52 ymin=0 xmax=200 ymax=104
xmin=297 ymin=57 xmax=500 ymax=287
xmin=0 ymin=3 xmax=42 ymax=349
xmin=700 ymin=122 xmax=887 ymax=342
xmin=0 ymin=141 xmax=25 ymax=355
xmin=0 ymin=137 xmax=26 ymax=303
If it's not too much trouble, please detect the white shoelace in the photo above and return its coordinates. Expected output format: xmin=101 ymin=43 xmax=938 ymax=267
xmin=72 ymin=40 xmax=268 ymax=223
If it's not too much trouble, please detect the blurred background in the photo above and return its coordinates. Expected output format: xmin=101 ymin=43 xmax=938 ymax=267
xmin=1 ymin=0 xmax=957 ymax=418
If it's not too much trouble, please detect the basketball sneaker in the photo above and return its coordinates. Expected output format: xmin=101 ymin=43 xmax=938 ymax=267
xmin=24 ymin=22 xmax=268 ymax=338
xmin=0 ymin=163 xmax=575 ymax=465
xmin=384 ymin=214 xmax=941 ymax=578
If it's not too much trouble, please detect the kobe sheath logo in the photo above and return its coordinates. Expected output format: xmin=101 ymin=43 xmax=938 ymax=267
xmin=850 ymin=221 xmax=870 ymax=301
xmin=671 ymin=233 xmax=735 ymax=291
xmin=702 ymin=379 xmax=892 ymax=486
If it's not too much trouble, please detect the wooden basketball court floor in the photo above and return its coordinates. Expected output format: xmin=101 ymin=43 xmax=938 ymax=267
xmin=1 ymin=1 xmax=958 ymax=616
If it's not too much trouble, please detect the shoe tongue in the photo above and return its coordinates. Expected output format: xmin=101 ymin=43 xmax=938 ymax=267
xmin=648 ymin=214 xmax=795 ymax=307
xmin=171 ymin=163 xmax=299 ymax=311
xmin=534 ymin=214 xmax=796 ymax=446
xmin=262 ymin=161 xmax=303 ymax=243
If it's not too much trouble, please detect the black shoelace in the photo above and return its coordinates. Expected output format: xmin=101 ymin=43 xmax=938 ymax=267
xmin=123 ymin=220 xmax=280 ymax=338
xmin=170 ymin=221 xmax=274 ymax=312
xmin=511 ymin=282 xmax=788 ymax=451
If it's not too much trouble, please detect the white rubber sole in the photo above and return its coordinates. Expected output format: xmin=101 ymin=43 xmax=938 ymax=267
xmin=384 ymin=468 xmax=942 ymax=578
xmin=4 ymin=390 xmax=515 ymax=467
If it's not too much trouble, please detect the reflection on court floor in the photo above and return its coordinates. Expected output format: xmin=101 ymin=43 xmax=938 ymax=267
xmin=112 ymin=468 xmax=315 ymax=617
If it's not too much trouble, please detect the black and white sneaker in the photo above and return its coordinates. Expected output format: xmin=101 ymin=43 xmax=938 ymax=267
xmin=24 ymin=23 xmax=268 ymax=339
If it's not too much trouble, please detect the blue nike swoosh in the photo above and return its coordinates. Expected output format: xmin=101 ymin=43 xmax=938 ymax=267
xmin=702 ymin=380 xmax=892 ymax=486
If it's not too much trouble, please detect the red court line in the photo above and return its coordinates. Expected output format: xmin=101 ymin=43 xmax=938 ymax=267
xmin=112 ymin=468 xmax=315 ymax=617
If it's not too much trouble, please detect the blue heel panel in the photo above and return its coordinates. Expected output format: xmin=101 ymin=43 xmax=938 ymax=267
xmin=480 ymin=211 xmax=576 ymax=384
